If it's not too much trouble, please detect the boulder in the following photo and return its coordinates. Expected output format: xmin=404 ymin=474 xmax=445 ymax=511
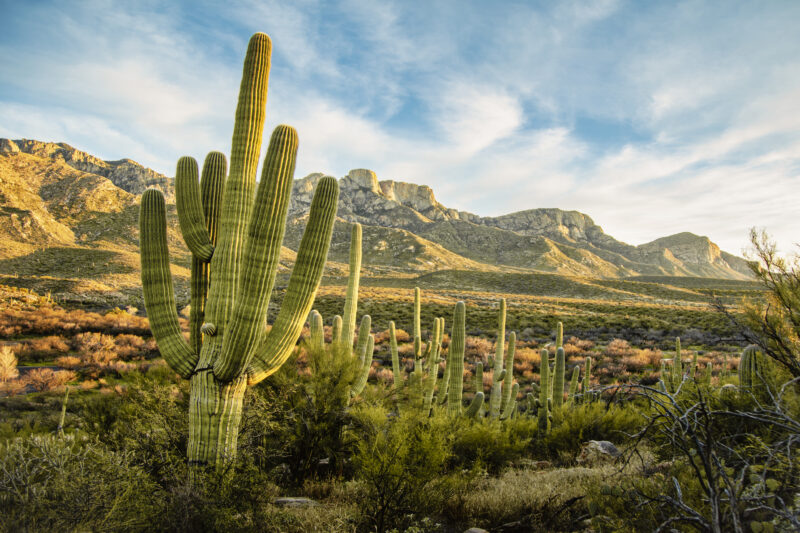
xmin=576 ymin=440 xmax=621 ymax=465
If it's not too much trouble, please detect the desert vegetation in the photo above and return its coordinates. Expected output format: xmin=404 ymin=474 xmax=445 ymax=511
xmin=1 ymin=31 xmax=797 ymax=533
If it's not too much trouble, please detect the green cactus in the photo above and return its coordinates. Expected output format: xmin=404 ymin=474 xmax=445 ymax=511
xmin=350 ymin=315 xmax=373 ymax=397
xmin=332 ymin=315 xmax=342 ymax=345
xmin=556 ymin=321 xmax=563 ymax=349
xmin=568 ymin=366 xmax=580 ymax=404
xmin=465 ymin=392 xmax=485 ymax=418
xmin=690 ymin=350 xmax=698 ymax=379
xmin=538 ymin=348 xmax=551 ymax=434
xmin=389 ymin=321 xmax=402 ymax=387
xmin=447 ymin=302 xmax=466 ymax=416
xmin=412 ymin=287 xmax=423 ymax=381
xmin=339 ymin=223 xmax=362 ymax=352
xmin=422 ymin=317 xmax=444 ymax=413
xmin=309 ymin=310 xmax=324 ymax=354
xmin=739 ymin=344 xmax=769 ymax=394
xmin=500 ymin=382 xmax=519 ymax=420
xmin=489 ymin=298 xmax=507 ymax=418
xmin=582 ymin=356 xmax=592 ymax=402
xmin=671 ymin=337 xmax=683 ymax=389
xmin=703 ymin=362 xmax=712 ymax=387
xmin=500 ymin=331 xmax=517 ymax=414
xmin=140 ymin=33 xmax=339 ymax=468
xmin=553 ymin=346 xmax=565 ymax=409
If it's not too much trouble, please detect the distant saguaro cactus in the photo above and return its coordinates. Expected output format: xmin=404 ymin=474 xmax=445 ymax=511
xmin=140 ymin=33 xmax=338 ymax=468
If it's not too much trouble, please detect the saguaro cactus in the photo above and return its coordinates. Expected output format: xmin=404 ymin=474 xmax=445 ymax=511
xmin=553 ymin=346 xmax=565 ymax=409
xmin=489 ymin=299 xmax=507 ymax=418
xmin=140 ymin=33 xmax=338 ymax=468
xmin=538 ymin=348 xmax=551 ymax=433
xmin=447 ymin=302 xmax=467 ymax=416
xmin=339 ymin=223 xmax=362 ymax=352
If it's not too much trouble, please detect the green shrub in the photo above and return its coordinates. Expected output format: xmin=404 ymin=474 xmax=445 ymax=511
xmin=542 ymin=402 xmax=643 ymax=460
xmin=451 ymin=417 xmax=535 ymax=473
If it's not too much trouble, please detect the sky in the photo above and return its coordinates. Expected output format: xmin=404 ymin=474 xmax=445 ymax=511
xmin=1 ymin=0 xmax=799 ymax=257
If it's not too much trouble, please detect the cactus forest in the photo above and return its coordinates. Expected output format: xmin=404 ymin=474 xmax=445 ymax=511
xmin=2 ymin=8 xmax=800 ymax=533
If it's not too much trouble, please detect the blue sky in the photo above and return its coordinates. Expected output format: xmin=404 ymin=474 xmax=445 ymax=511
xmin=2 ymin=0 xmax=799 ymax=256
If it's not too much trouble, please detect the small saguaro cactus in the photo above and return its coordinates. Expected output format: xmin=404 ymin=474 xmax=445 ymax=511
xmin=500 ymin=331 xmax=517 ymax=413
xmin=489 ymin=299 xmax=508 ymax=418
xmin=422 ymin=317 xmax=445 ymax=413
xmin=568 ymin=365 xmax=580 ymax=404
xmin=412 ymin=287 xmax=423 ymax=381
xmin=582 ymin=356 xmax=592 ymax=402
xmin=350 ymin=315 xmax=374 ymax=397
xmin=338 ymin=223 xmax=362 ymax=353
xmin=447 ymin=302 xmax=467 ymax=416
xmin=556 ymin=321 xmax=564 ymax=349
xmin=140 ymin=33 xmax=339 ymax=468
xmin=389 ymin=321 xmax=402 ymax=386
xmin=537 ymin=348 xmax=551 ymax=433
xmin=553 ymin=345 xmax=566 ymax=409
xmin=739 ymin=344 xmax=770 ymax=394
xmin=671 ymin=337 xmax=683 ymax=388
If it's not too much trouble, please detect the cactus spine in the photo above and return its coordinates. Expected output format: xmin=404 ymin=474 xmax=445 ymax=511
xmin=553 ymin=346 xmax=565 ymax=409
xmin=489 ymin=299 xmax=507 ymax=418
xmin=447 ymin=302 xmax=466 ymax=416
xmin=140 ymin=33 xmax=338 ymax=468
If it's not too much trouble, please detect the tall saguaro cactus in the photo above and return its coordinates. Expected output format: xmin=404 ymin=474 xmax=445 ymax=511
xmin=339 ymin=223 xmax=362 ymax=352
xmin=140 ymin=33 xmax=339 ymax=468
xmin=489 ymin=298 xmax=507 ymax=418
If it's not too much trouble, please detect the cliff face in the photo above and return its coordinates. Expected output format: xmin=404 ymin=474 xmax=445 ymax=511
xmin=0 ymin=138 xmax=753 ymax=283
xmin=1 ymin=139 xmax=173 ymax=200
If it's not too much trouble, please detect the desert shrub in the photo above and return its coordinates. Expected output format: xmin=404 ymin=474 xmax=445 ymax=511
xmin=113 ymin=333 xmax=147 ymax=360
xmin=0 ymin=347 xmax=18 ymax=381
xmin=0 ymin=434 xmax=163 ymax=531
xmin=606 ymin=338 xmax=634 ymax=358
xmin=25 ymin=369 xmax=75 ymax=392
xmin=16 ymin=336 xmax=70 ymax=362
xmin=54 ymin=355 xmax=81 ymax=369
xmin=541 ymin=402 xmax=643 ymax=460
xmin=72 ymin=331 xmax=118 ymax=366
xmin=352 ymin=409 xmax=458 ymax=532
xmin=451 ymin=417 xmax=535 ymax=473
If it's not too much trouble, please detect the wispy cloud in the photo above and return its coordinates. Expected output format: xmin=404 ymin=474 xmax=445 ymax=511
xmin=1 ymin=0 xmax=798 ymax=256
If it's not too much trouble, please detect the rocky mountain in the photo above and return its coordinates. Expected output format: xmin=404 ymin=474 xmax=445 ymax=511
xmin=288 ymin=169 xmax=753 ymax=279
xmin=0 ymin=138 xmax=753 ymax=304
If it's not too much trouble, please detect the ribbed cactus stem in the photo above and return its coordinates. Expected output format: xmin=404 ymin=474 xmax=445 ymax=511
xmin=568 ymin=366 xmax=579 ymax=404
xmin=474 ymin=361 xmax=484 ymax=395
xmin=309 ymin=310 xmax=324 ymax=354
xmin=500 ymin=331 xmax=516 ymax=413
xmin=140 ymin=189 xmax=197 ymax=378
xmin=703 ymin=362 xmax=712 ymax=387
xmin=412 ymin=287 xmax=422 ymax=379
xmin=340 ymin=223 xmax=362 ymax=352
xmin=389 ymin=321 xmax=402 ymax=387
xmin=332 ymin=315 xmax=342 ymax=345
xmin=671 ymin=337 xmax=682 ymax=388
xmin=188 ymin=152 xmax=225 ymax=353
xmin=447 ymin=302 xmax=466 ymax=416
xmin=176 ymin=156 xmax=214 ymax=262
xmin=489 ymin=298 xmax=507 ymax=418
xmin=465 ymin=392 xmax=484 ymax=418
xmin=500 ymin=383 xmax=519 ymax=420
xmin=691 ymin=351 xmax=698 ymax=379
xmin=556 ymin=321 xmax=563 ymax=349
xmin=553 ymin=346 xmax=565 ymax=409
xmin=351 ymin=334 xmax=374 ymax=397
xmin=422 ymin=317 xmax=443 ymax=413
xmin=538 ymin=348 xmax=550 ymax=434
xmin=582 ymin=356 xmax=592 ymax=401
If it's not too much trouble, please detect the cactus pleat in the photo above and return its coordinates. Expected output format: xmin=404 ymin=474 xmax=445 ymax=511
xmin=556 ymin=321 xmax=563 ymax=349
xmin=447 ymin=301 xmax=466 ymax=416
xmin=568 ymin=366 xmax=579 ymax=404
xmin=140 ymin=190 xmax=197 ymax=378
xmin=247 ymin=177 xmax=339 ymax=382
xmin=500 ymin=382 xmax=519 ymax=420
xmin=422 ymin=317 xmax=443 ymax=412
xmin=389 ymin=321 xmax=402 ymax=387
xmin=465 ymin=392 xmax=484 ymax=418
xmin=412 ymin=287 xmax=422 ymax=380
xmin=202 ymin=33 xmax=271 ymax=346
xmin=309 ymin=310 xmax=324 ymax=354
xmin=489 ymin=298 xmax=507 ymax=418
xmin=351 ymin=319 xmax=374 ymax=397
xmin=538 ymin=348 xmax=550 ymax=433
xmin=340 ymin=223 xmax=362 ymax=351
xmin=176 ymin=156 xmax=214 ymax=262
xmin=140 ymin=34 xmax=339 ymax=468
xmin=215 ymin=125 xmax=298 ymax=380
xmin=553 ymin=346 xmax=565 ymax=409
xmin=500 ymin=331 xmax=516 ymax=413
xmin=703 ymin=362 xmax=712 ymax=386
xmin=188 ymin=152 xmax=226 ymax=354
xmin=332 ymin=315 xmax=342 ymax=345
xmin=671 ymin=337 xmax=682 ymax=388
xmin=582 ymin=356 xmax=592 ymax=401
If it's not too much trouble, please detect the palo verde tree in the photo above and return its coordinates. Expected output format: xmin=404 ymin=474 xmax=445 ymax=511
xmin=139 ymin=33 xmax=339 ymax=468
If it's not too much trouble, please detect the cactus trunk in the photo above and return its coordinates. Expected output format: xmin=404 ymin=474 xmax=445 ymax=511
xmin=489 ymin=298 xmax=507 ymax=418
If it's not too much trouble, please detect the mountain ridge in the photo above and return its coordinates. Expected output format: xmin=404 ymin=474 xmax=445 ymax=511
xmin=0 ymin=139 xmax=754 ymax=299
